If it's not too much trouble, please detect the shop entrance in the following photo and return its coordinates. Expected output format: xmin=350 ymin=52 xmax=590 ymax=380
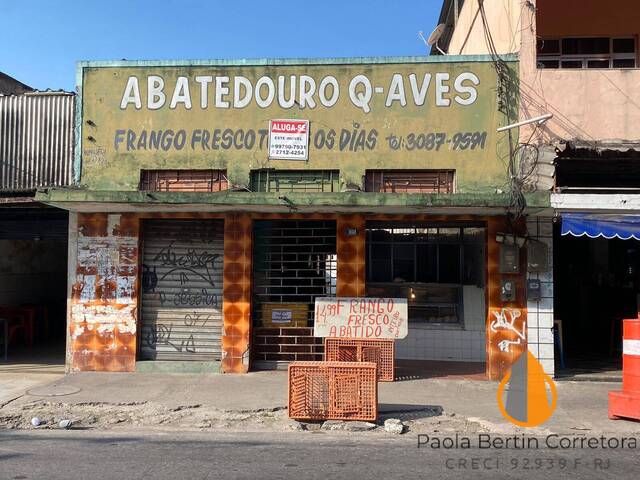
xmin=0 ymin=207 xmax=68 ymax=372
xmin=139 ymin=219 xmax=224 ymax=365
xmin=554 ymin=227 xmax=637 ymax=379
xmin=252 ymin=219 xmax=336 ymax=369
xmin=365 ymin=222 xmax=487 ymax=379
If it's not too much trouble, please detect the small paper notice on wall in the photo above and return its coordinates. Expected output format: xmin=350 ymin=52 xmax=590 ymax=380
xmin=271 ymin=310 xmax=293 ymax=323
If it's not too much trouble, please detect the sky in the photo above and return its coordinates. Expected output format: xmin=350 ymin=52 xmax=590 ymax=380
xmin=0 ymin=0 xmax=442 ymax=92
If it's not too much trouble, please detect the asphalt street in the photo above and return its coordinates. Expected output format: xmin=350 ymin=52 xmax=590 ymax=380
xmin=0 ymin=430 xmax=638 ymax=480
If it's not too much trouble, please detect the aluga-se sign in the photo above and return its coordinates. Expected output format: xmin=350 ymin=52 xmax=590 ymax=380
xmin=119 ymin=71 xmax=480 ymax=113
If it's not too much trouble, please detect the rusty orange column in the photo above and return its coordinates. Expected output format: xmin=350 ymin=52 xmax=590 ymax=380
xmin=336 ymin=214 xmax=366 ymax=297
xmin=222 ymin=213 xmax=253 ymax=373
xmin=486 ymin=217 xmax=528 ymax=380
xmin=70 ymin=213 xmax=140 ymax=372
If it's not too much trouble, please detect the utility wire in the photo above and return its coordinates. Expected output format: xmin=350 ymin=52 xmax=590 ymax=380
xmin=477 ymin=0 xmax=540 ymax=230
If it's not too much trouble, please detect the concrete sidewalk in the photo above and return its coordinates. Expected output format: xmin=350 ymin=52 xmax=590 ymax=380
xmin=2 ymin=370 xmax=639 ymax=435
xmin=0 ymin=365 xmax=64 ymax=407
xmin=8 ymin=371 xmax=288 ymax=410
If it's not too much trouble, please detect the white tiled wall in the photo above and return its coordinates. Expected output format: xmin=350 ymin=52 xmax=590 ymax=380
xmin=526 ymin=217 xmax=555 ymax=377
xmin=396 ymin=328 xmax=486 ymax=361
xmin=396 ymin=286 xmax=486 ymax=362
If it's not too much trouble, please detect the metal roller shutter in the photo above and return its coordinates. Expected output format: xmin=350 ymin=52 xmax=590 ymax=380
xmin=140 ymin=220 xmax=224 ymax=361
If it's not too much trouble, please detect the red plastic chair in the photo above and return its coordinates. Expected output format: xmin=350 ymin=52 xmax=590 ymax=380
xmin=0 ymin=307 xmax=33 ymax=347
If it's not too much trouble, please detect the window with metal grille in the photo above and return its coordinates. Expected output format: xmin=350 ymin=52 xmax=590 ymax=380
xmin=253 ymin=220 xmax=337 ymax=327
xmin=365 ymin=223 xmax=485 ymax=325
xmin=139 ymin=170 xmax=228 ymax=192
xmin=537 ymin=37 xmax=637 ymax=69
xmin=365 ymin=170 xmax=455 ymax=194
xmin=250 ymin=169 xmax=340 ymax=193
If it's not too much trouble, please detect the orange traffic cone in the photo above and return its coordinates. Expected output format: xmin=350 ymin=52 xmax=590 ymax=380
xmin=609 ymin=316 xmax=640 ymax=421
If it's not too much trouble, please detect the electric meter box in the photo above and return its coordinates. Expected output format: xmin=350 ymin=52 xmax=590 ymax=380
xmin=499 ymin=244 xmax=520 ymax=274
xmin=527 ymin=279 xmax=541 ymax=301
xmin=501 ymin=279 xmax=517 ymax=302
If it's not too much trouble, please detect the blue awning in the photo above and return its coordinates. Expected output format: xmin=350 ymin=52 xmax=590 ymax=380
xmin=561 ymin=213 xmax=640 ymax=240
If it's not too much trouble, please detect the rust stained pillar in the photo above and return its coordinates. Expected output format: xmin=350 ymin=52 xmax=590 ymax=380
xmin=70 ymin=213 xmax=140 ymax=372
xmin=336 ymin=214 xmax=366 ymax=298
xmin=222 ymin=213 xmax=253 ymax=373
xmin=486 ymin=216 xmax=529 ymax=380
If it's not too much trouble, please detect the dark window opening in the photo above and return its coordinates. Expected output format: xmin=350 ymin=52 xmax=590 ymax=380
xmin=613 ymin=58 xmax=636 ymax=68
xmin=537 ymin=37 xmax=637 ymax=69
xmin=562 ymin=37 xmax=609 ymax=55
xmin=365 ymin=223 xmax=485 ymax=325
xmin=556 ymin=156 xmax=640 ymax=193
xmin=538 ymin=38 xmax=560 ymax=55
xmin=613 ymin=38 xmax=636 ymax=54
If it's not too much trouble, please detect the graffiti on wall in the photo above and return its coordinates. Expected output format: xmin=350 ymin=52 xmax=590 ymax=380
xmin=141 ymin=240 xmax=220 ymax=308
xmin=140 ymin=226 xmax=222 ymax=359
xmin=490 ymin=307 xmax=526 ymax=353
xmin=141 ymin=311 xmax=215 ymax=355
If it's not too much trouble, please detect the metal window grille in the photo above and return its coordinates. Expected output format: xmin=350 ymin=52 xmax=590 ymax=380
xmin=139 ymin=169 xmax=228 ymax=192
xmin=253 ymin=220 xmax=337 ymax=326
xmin=537 ymin=37 xmax=637 ymax=69
xmin=250 ymin=169 xmax=340 ymax=193
xmin=364 ymin=170 xmax=455 ymax=193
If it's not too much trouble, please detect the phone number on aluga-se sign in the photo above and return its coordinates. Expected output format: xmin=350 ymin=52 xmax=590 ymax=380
xmin=271 ymin=144 xmax=306 ymax=150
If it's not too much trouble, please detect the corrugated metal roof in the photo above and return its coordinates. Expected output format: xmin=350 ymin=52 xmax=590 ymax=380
xmin=564 ymin=140 xmax=640 ymax=155
xmin=0 ymin=92 xmax=75 ymax=190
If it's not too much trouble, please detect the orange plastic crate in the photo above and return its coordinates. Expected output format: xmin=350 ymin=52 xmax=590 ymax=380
xmin=324 ymin=338 xmax=395 ymax=382
xmin=288 ymin=361 xmax=378 ymax=422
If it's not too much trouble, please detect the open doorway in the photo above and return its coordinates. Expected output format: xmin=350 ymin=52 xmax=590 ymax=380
xmin=554 ymin=225 xmax=638 ymax=380
xmin=0 ymin=207 xmax=68 ymax=373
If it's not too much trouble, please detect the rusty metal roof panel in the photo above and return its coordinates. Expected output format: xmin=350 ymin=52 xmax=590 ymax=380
xmin=563 ymin=140 xmax=640 ymax=155
xmin=0 ymin=92 xmax=75 ymax=190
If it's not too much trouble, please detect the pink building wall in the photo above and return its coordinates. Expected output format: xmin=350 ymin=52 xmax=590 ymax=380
xmin=520 ymin=0 xmax=640 ymax=143
xmin=446 ymin=0 xmax=640 ymax=143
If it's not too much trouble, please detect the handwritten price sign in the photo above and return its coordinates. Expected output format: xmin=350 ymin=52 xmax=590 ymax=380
xmin=314 ymin=297 xmax=408 ymax=339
